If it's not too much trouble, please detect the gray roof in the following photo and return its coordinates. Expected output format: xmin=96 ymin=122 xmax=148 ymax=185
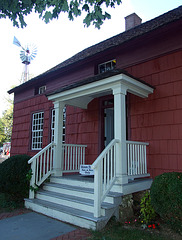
xmin=42 ymin=5 xmax=182 ymax=74
xmin=9 ymin=5 xmax=182 ymax=94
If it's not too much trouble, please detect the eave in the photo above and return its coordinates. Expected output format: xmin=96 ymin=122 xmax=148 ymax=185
xmin=47 ymin=70 xmax=154 ymax=109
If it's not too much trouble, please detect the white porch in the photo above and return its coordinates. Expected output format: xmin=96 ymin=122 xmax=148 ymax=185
xmin=25 ymin=71 xmax=154 ymax=229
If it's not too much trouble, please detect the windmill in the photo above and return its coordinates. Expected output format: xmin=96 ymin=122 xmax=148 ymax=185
xmin=13 ymin=36 xmax=37 ymax=83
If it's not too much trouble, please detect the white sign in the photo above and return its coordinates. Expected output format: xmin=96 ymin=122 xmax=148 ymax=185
xmin=79 ymin=165 xmax=94 ymax=176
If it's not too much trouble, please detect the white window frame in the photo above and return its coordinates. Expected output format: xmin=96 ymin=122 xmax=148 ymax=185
xmin=98 ymin=59 xmax=116 ymax=74
xmin=32 ymin=112 xmax=44 ymax=150
xmin=39 ymin=85 xmax=46 ymax=94
xmin=51 ymin=107 xmax=66 ymax=143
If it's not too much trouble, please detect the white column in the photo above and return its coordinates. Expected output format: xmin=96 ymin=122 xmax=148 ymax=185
xmin=53 ymin=101 xmax=65 ymax=176
xmin=113 ymin=84 xmax=128 ymax=184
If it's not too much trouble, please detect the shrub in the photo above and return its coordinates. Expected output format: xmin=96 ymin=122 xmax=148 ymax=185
xmin=150 ymin=172 xmax=182 ymax=234
xmin=140 ymin=191 xmax=156 ymax=224
xmin=0 ymin=155 xmax=31 ymax=201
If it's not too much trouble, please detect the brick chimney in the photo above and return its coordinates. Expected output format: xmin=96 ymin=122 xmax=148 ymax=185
xmin=125 ymin=13 xmax=142 ymax=31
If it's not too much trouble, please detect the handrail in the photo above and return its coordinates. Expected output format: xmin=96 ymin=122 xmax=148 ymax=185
xmin=28 ymin=142 xmax=55 ymax=199
xmin=92 ymin=139 xmax=120 ymax=169
xmin=28 ymin=142 xmax=55 ymax=164
xmin=91 ymin=139 xmax=119 ymax=218
xmin=126 ymin=140 xmax=149 ymax=146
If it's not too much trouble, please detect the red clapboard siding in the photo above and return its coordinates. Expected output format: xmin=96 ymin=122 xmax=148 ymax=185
xmin=126 ymin=50 xmax=182 ymax=179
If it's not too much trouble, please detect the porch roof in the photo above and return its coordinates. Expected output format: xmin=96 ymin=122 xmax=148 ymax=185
xmin=47 ymin=69 xmax=154 ymax=109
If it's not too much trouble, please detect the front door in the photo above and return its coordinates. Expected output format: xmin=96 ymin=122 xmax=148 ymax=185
xmin=104 ymin=108 xmax=114 ymax=147
xmin=99 ymin=95 xmax=129 ymax=152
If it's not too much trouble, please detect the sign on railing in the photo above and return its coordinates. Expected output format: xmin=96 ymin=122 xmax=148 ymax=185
xmin=80 ymin=164 xmax=94 ymax=176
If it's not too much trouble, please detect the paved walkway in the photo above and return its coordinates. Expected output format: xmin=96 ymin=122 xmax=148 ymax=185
xmin=0 ymin=209 xmax=91 ymax=240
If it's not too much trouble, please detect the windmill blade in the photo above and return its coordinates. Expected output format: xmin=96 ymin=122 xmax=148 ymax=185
xmin=20 ymin=50 xmax=27 ymax=62
xmin=13 ymin=36 xmax=22 ymax=48
xmin=28 ymin=44 xmax=38 ymax=61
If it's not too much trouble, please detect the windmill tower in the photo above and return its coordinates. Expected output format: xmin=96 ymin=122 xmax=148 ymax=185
xmin=13 ymin=36 xmax=37 ymax=83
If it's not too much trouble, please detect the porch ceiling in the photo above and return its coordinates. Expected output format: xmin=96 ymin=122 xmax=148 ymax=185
xmin=47 ymin=70 xmax=154 ymax=109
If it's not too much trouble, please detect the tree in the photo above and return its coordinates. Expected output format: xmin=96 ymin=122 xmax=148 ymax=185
xmin=0 ymin=98 xmax=13 ymax=144
xmin=0 ymin=118 xmax=6 ymax=146
xmin=1 ymin=106 xmax=13 ymax=142
xmin=0 ymin=0 xmax=122 ymax=29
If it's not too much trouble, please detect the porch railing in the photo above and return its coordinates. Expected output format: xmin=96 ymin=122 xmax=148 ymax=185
xmin=62 ymin=144 xmax=87 ymax=173
xmin=28 ymin=142 xmax=55 ymax=199
xmin=126 ymin=141 xmax=149 ymax=177
xmin=91 ymin=139 xmax=119 ymax=218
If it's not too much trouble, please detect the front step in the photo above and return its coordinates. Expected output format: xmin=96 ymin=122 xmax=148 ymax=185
xmin=36 ymin=189 xmax=113 ymax=215
xmin=25 ymin=198 xmax=108 ymax=230
xmin=25 ymin=176 xmax=122 ymax=230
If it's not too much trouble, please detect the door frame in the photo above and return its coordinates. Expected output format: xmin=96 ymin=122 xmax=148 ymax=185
xmin=98 ymin=94 xmax=130 ymax=154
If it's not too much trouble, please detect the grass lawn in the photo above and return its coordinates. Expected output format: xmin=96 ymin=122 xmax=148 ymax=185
xmin=88 ymin=219 xmax=181 ymax=240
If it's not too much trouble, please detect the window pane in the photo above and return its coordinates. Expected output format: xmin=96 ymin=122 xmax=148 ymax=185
xmin=51 ymin=107 xmax=66 ymax=143
xmin=32 ymin=112 xmax=44 ymax=150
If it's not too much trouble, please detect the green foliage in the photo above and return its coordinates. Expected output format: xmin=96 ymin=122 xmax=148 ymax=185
xmin=0 ymin=97 xmax=13 ymax=143
xmin=25 ymin=169 xmax=39 ymax=192
xmin=0 ymin=118 xmax=6 ymax=146
xmin=140 ymin=191 xmax=156 ymax=225
xmin=0 ymin=0 xmax=122 ymax=29
xmin=1 ymin=105 xmax=13 ymax=142
xmin=0 ymin=155 xmax=31 ymax=201
xmin=150 ymin=172 xmax=182 ymax=234
xmin=0 ymin=193 xmax=24 ymax=212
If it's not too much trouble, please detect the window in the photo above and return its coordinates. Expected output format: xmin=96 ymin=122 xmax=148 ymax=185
xmin=38 ymin=85 xmax=46 ymax=94
xmin=32 ymin=112 xmax=44 ymax=150
xmin=51 ymin=109 xmax=55 ymax=142
xmin=98 ymin=59 xmax=116 ymax=74
xmin=51 ymin=107 xmax=66 ymax=143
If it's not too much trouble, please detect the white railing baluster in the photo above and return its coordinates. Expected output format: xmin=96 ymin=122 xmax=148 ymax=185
xmin=92 ymin=139 xmax=119 ymax=218
xmin=28 ymin=142 xmax=56 ymax=199
xmin=62 ymin=144 xmax=87 ymax=173
xmin=104 ymin=155 xmax=106 ymax=191
xmin=126 ymin=141 xmax=149 ymax=178
xmin=47 ymin=148 xmax=49 ymax=173
xmin=76 ymin=146 xmax=78 ymax=169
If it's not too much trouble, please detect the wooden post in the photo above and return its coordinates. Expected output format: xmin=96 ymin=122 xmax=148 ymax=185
xmin=113 ymin=84 xmax=128 ymax=184
xmin=94 ymin=161 xmax=102 ymax=218
xmin=53 ymin=101 xmax=65 ymax=176
xmin=29 ymin=160 xmax=36 ymax=199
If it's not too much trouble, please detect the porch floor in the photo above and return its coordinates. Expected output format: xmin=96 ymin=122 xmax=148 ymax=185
xmin=55 ymin=173 xmax=151 ymax=185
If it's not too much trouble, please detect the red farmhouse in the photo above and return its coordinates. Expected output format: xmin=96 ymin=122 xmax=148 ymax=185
xmin=9 ymin=6 xmax=182 ymax=229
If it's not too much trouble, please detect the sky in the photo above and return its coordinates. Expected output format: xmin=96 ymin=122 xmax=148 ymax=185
xmin=0 ymin=0 xmax=181 ymax=117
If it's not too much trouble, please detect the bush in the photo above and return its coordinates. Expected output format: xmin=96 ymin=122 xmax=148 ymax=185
xmin=140 ymin=191 xmax=156 ymax=225
xmin=150 ymin=172 xmax=182 ymax=234
xmin=0 ymin=155 xmax=31 ymax=201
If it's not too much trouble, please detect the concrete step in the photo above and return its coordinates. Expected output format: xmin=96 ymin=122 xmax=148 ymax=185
xmin=43 ymin=182 xmax=94 ymax=200
xmin=25 ymin=198 xmax=108 ymax=230
xmin=36 ymin=189 xmax=115 ymax=216
xmin=43 ymin=182 xmax=123 ymax=204
xmin=50 ymin=176 xmax=94 ymax=188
